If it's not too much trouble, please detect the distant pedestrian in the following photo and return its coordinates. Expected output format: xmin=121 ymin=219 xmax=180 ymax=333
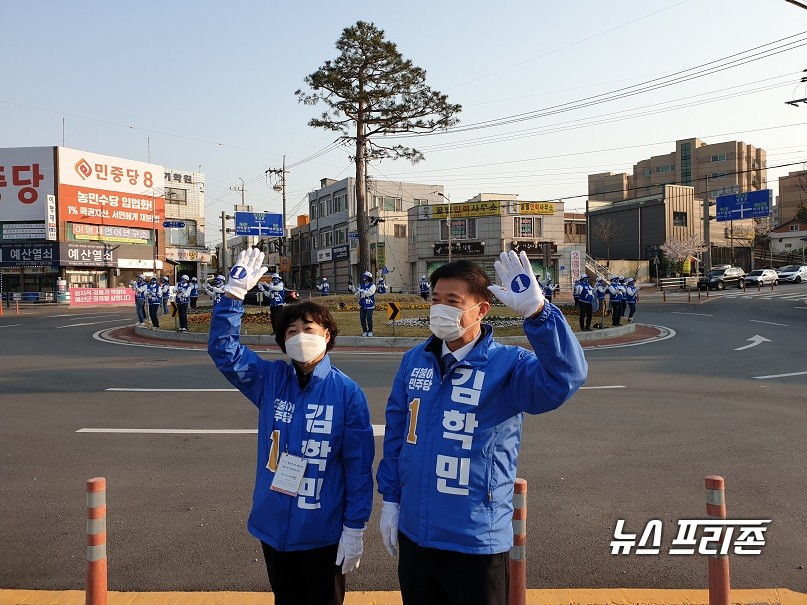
xmin=132 ymin=274 xmax=147 ymax=326
xmin=418 ymin=275 xmax=429 ymax=301
xmin=147 ymin=277 xmax=161 ymax=328
xmin=317 ymin=277 xmax=330 ymax=296
xmin=357 ymin=271 xmax=376 ymax=337
xmin=594 ymin=278 xmax=608 ymax=328
xmin=189 ymin=277 xmax=199 ymax=309
xmin=625 ymin=278 xmax=638 ymax=323
xmin=258 ymin=273 xmax=285 ymax=332
xmin=206 ymin=275 xmax=226 ymax=305
xmin=575 ymin=275 xmax=594 ymax=332
xmin=174 ymin=275 xmax=191 ymax=331
xmin=160 ymin=276 xmax=171 ymax=314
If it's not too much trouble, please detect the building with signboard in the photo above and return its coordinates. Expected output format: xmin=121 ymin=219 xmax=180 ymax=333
xmin=407 ymin=192 xmax=572 ymax=287
xmin=162 ymin=168 xmax=209 ymax=281
xmin=289 ymin=177 xmax=442 ymax=292
xmin=0 ymin=146 xmax=207 ymax=297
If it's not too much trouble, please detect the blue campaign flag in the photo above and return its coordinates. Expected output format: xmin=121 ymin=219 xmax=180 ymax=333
xmin=234 ymin=212 xmax=283 ymax=237
xmin=715 ymin=189 xmax=771 ymax=222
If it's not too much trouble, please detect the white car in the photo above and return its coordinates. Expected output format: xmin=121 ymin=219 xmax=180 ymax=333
xmin=743 ymin=269 xmax=778 ymax=286
xmin=776 ymin=264 xmax=807 ymax=284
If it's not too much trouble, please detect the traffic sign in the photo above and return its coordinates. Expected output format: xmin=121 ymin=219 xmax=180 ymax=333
xmin=234 ymin=212 xmax=283 ymax=237
xmin=162 ymin=221 xmax=185 ymax=228
xmin=348 ymin=232 xmax=359 ymax=239
xmin=387 ymin=301 xmax=400 ymax=321
xmin=715 ymin=189 xmax=771 ymax=222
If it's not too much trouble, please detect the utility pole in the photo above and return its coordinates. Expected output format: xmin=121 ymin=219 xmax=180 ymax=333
xmin=230 ymin=178 xmax=245 ymax=206
xmin=702 ymin=174 xmax=712 ymax=273
xmin=266 ymin=158 xmax=288 ymax=256
xmin=437 ymin=192 xmax=453 ymax=262
xmin=219 ymin=211 xmax=234 ymax=274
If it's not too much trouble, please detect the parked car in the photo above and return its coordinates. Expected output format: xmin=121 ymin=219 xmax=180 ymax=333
xmin=743 ymin=269 xmax=778 ymax=287
xmin=697 ymin=266 xmax=746 ymax=290
xmin=776 ymin=264 xmax=807 ymax=284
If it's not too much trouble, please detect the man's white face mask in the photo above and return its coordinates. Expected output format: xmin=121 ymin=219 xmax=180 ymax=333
xmin=428 ymin=302 xmax=482 ymax=342
xmin=285 ymin=333 xmax=327 ymax=363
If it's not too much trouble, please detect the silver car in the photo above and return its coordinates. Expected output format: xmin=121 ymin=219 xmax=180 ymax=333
xmin=743 ymin=269 xmax=778 ymax=286
xmin=776 ymin=264 xmax=807 ymax=284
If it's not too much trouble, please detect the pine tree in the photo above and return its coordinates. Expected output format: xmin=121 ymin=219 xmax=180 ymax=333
xmin=296 ymin=21 xmax=461 ymax=274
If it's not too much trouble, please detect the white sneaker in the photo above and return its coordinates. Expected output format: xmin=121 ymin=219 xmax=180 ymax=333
xmin=362 ymin=332 xmax=367 ymax=337
xmin=367 ymin=332 xmax=374 ymax=337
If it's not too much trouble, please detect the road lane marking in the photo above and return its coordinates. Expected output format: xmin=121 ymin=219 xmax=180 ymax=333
xmin=579 ymin=385 xmax=625 ymax=389
xmin=77 ymin=425 xmax=388 ymax=437
xmin=106 ymin=388 xmax=238 ymax=392
xmin=734 ymin=335 xmax=771 ymax=351
xmin=749 ymin=320 xmax=789 ymax=327
xmin=753 ymin=370 xmax=807 ymax=379
xmin=671 ymin=312 xmax=714 ymax=317
xmin=57 ymin=319 xmax=131 ymax=329
xmin=0 ymin=324 xmax=22 ymax=329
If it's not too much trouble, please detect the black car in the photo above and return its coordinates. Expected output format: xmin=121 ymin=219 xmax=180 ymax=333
xmin=697 ymin=266 xmax=746 ymax=290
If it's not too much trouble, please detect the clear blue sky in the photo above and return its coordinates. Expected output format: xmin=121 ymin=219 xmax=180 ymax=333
xmin=3 ymin=0 xmax=807 ymax=246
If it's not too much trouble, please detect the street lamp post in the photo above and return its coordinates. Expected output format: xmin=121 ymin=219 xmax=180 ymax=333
xmin=267 ymin=158 xmax=288 ymax=275
xmin=437 ymin=192 xmax=453 ymax=262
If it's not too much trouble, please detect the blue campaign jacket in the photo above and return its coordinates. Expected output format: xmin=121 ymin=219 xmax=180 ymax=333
xmin=208 ymin=297 xmax=374 ymax=551
xmin=376 ymin=303 xmax=587 ymax=555
xmin=147 ymin=282 xmax=162 ymax=304
xmin=358 ymin=282 xmax=376 ymax=310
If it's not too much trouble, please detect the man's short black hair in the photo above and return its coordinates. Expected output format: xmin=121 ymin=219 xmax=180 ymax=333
xmin=429 ymin=260 xmax=492 ymax=303
xmin=274 ymin=301 xmax=339 ymax=352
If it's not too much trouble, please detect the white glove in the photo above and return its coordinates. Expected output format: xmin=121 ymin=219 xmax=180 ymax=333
xmin=335 ymin=525 xmax=364 ymax=574
xmin=223 ymin=248 xmax=268 ymax=300
xmin=487 ymin=250 xmax=546 ymax=318
xmin=379 ymin=501 xmax=400 ymax=556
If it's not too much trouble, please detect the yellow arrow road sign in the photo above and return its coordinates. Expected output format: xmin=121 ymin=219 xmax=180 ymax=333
xmin=387 ymin=302 xmax=400 ymax=321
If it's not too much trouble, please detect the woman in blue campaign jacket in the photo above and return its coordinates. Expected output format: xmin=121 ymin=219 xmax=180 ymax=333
xmin=208 ymin=248 xmax=374 ymax=605
xmin=377 ymin=254 xmax=586 ymax=605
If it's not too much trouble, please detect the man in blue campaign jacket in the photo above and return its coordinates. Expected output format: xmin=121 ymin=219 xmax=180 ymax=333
xmin=208 ymin=248 xmax=374 ymax=605
xmin=377 ymin=252 xmax=587 ymax=605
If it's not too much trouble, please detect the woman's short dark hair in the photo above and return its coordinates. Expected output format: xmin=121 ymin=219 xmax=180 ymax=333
xmin=274 ymin=301 xmax=339 ymax=352
xmin=429 ymin=260 xmax=492 ymax=303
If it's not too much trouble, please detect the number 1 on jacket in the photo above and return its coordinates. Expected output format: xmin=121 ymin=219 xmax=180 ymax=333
xmin=406 ymin=398 xmax=421 ymax=444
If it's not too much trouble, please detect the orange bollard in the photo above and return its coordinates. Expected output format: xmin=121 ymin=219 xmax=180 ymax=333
xmin=705 ymin=476 xmax=730 ymax=605
xmin=86 ymin=477 xmax=108 ymax=605
xmin=15 ymin=300 xmax=20 ymax=314
xmin=509 ymin=478 xmax=527 ymax=605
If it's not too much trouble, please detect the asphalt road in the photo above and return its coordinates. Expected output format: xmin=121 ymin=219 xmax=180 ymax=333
xmin=0 ymin=286 xmax=805 ymax=593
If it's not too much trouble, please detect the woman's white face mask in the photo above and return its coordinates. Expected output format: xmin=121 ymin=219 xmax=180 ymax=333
xmin=429 ymin=302 xmax=482 ymax=342
xmin=285 ymin=333 xmax=327 ymax=364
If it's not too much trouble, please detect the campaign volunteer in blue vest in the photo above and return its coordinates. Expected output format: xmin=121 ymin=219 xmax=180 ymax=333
xmin=174 ymin=275 xmax=192 ymax=332
xmin=258 ymin=272 xmax=286 ymax=333
xmin=317 ymin=277 xmax=330 ymax=296
xmin=608 ymin=276 xmax=624 ymax=326
xmin=132 ymin=274 xmax=147 ymax=326
xmin=418 ymin=275 xmax=429 ymax=301
xmin=146 ymin=276 xmax=162 ymax=328
xmin=206 ymin=275 xmax=225 ymax=305
xmin=625 ymin=278 xmax=638 ymax=323
xmin=208 ymin=248 xmax=374 ymax=605
xmin=377 ymin=252 xmax=587 ymax=605
xmin=160 ymin=276 xmax=171 ymax=314
xmin=574 ymin=274 xmax=595 ymax=332
xmin=189 ymin=277 xmax=199 ymax=309
xmin=357 ymin=271 xmax=376 ymax=337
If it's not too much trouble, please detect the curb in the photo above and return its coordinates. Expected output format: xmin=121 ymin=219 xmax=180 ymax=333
xmin=0 ymin=588 xmax=804 ymax=605
xmin=131 ymin=323 xmax=636 ymax=348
